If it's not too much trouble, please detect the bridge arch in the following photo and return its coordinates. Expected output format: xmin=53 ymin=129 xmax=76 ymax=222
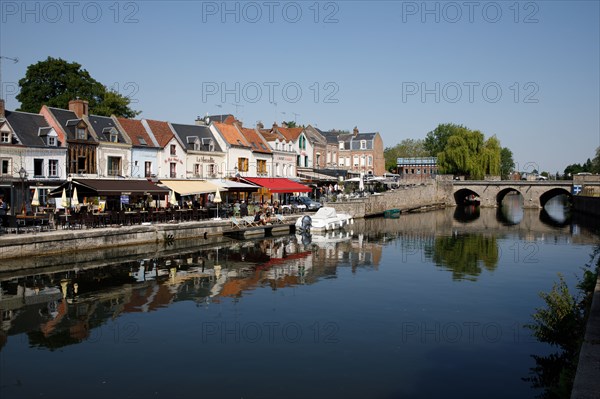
xmin=496 ymin=187 xmax=523 ymax=206
xmin=454 ymin=188 xmax=481 ymax=205
xmin=539 ymin=188 xmax=572 ymax=208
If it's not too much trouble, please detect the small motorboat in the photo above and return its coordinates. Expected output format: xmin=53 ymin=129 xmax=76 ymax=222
xmin=295 ymin=207 xmax=353 ymax=233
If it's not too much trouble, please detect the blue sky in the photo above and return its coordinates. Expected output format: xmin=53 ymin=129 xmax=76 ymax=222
xmin=1 ymin=0 xmax=598 ymax=173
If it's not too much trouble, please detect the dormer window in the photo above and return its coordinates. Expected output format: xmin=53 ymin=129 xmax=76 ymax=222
xmin=1 ymin=131 xmax=10 ymax=143
xmin=77 ymin=128 xmax=86 ymax=140
xmin=275 ymin=142 xmax=280 ymax=150
xmin=193 ymin=141 xmax=200 ymax=150
xmin=48 ymin=136 xmax=56 ymax=146
xmin=110 ymin=132 xmax=119 ymax=143
xmin=360 ymin=140 xmax=367 ymax=150
xmin=339 ymin=142 xmax=344 ymax=150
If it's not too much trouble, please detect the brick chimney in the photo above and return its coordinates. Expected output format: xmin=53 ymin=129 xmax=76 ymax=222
xmin=256 ymin=121 xmax=264 ymax=129
xmin=68 ymin=99 xmax=89 ymax=118
xmin=0 ymin=99 xmax=5 ymax=118
xmin=353 ymin=126 xmax=359 ymax=136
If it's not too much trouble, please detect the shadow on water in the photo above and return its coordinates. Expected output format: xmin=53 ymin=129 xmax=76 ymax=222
xmin=453 ymin=205 xmax=480 ymax=223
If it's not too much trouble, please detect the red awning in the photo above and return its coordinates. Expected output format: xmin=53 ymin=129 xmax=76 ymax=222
xmin=241 ymin=177 xmax=312 ymax=193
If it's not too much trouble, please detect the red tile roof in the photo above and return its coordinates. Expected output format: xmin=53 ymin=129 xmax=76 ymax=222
xmin=240 ymin=127 xmax=272 ymax=153
xmin=145 ymin=119 xmax=174 ymax=147
xmin=276 ymin=127 xmax=304 ymax=141
xmin=117 ymin=118 xmax=157 ymax=147
xmin=214 ymin=122 xmax=251 ymax=147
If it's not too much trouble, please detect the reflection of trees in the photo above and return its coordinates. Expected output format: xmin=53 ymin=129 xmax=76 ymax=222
xmin=426 ymin=234 xmax=499 ymax=281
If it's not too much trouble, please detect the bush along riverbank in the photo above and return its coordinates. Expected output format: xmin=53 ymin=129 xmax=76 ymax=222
xmin=525 ymin=246 xmax=600 ymax=399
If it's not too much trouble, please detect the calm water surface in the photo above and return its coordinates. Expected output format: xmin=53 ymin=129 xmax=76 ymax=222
xmin=0 ymin=198 xmax=598 ymax=399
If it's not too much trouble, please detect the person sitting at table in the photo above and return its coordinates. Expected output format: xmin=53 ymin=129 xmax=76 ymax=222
xmin=254 ymin=210 xmax=267 ymax=225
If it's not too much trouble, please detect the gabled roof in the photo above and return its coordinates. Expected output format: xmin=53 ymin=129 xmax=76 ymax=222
xmin=116 ymin=118 xmax=160 ymax=148
xmin=87 ymin=114 xmax=129 ymax=144
xmin=47 ymin=107 xmax=97 ymax=142
xmin=4 ymin=110 xmax=59 ymax=147
xmin=170 ymin=123 xmax=223 ymax=152
xmin=304 ymin=125 xmax=327 ymax=146
xmin=239 ymin=127 xmax=271 ymax=154
xmin=275 ymin=126 xmax=304 ymax=141
xmin=214 ymin=122 xmax=251 ymax=148
xmin=144 ymin=119 xmax=176 ymax=148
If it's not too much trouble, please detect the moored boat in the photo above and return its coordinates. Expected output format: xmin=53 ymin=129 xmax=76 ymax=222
xmin=295 ymin=207 xmax=353 ymax=233
xmin=383 ymin=209 xmax=401 ymax=218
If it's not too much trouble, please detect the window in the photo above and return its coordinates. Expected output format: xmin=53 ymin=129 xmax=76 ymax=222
xmin=275 ymin=163 xmax=280 ymax=176
xmin=304 ymin=156 xmax=308 ymax=167
xmin=1 ymin=159 xmax=10 ymax=175
xmin=360 ymin=155 xmax=365 ymax=167
xmin=296 ymin=155 xmax=301 ymax=167
xmin=207 ymin=164 xmax=215 ymax=175
xmin=170 ymin=162 xmax=177 ymax=178
xmin=77 ymin=128 xmax=86 ymax=140
xmin=170 ymin=145 xmax=176 ymax=155
xmin=47 ymin=136 xmax=56 ymax=146
xmin=339 ymin=157 xmax=344 ymax=167
xmin=275 ymin=142 xmax=280 ymax=150
xmin=0 ymin=131 xmax=10 ymax=143
xmin=257 ymin=160 xmax=267 ymax=174
xmin=339 ymin=142 xmax=344 ymax=150
xmin=326 ymin=152 xmax=331 ymax=163
xmin=353 ymin=156 xmax=359 ymax=167
xmin=49 ymin=160 xmax=58 ymax=177
xmin=77 ymin=157 xmax=87 ymax=173
xmin=110 ymin=132 xmax=119 ymax=143
xmin=107 ymin=157 xmax=121 ymax=176
xmin=288 ymin=144 xmax=292 ymax=152
xmin=238 ymin=158 xmax=249 ymax=172
xmin=145 ymin=162 xmax=152 ymax=177
xmin=316 ymin=153 xmax=321 ymax=166
xmin=299 ymin=135 xmax=306 ymax=150
xmin=34 ymin=159 xmax=44 ymax=177
xmin=360 ymin=140 xmax=366 ymax=150
xmin=194 ymin=141 xmax=200 ymax=150
xmin=368 ymin=156 xmax=373 ymax=166
xmin=38 ymin=188 xmax=48 ymax=206
xmin=194 ymin=163 xmax=201 ymax=177
xmin=138 ymin=137 xmax=147 ymax=146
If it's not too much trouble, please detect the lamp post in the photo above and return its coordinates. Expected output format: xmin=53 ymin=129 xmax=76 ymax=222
xmin=18 ymin=167 xmax=28 ymax=215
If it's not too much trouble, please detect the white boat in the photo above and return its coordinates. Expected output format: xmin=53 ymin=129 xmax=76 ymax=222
xmin=295 ymin=207 xmax=353 ymax=233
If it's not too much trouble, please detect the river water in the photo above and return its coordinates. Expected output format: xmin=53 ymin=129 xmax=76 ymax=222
xmin=0 ymin=196 xmax=598 ymax=399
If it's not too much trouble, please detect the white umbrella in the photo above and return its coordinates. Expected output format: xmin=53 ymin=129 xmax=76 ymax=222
xmin=71 ymin=187 xmax=79 ymax=207
xmin=60 ymin=188 xmax=68 ymax=208
xmin=359 ymin=172 xmax=365 ymax=192
xmin=31 ymin=187 xmax=40 ymax=206
xmin=213 ymin=189 xmax=222 ymax=219
xmin=170 ymin=190 xmax=177 ymax=207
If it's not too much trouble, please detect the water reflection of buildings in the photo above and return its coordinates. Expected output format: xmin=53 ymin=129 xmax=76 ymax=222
xmin=0 ymin=233 xmax=382 ymax=351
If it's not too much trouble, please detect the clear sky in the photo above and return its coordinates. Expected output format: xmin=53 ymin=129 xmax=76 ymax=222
xmin=1 ymin=0 xmax=598 ymax=173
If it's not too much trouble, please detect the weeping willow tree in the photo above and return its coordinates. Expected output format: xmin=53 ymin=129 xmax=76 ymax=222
xmin=435 ymin=125 xmax=502 ymax=179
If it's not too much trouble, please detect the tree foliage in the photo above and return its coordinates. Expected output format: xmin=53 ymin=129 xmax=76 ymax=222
xmin=383 ymin=138 xmax=428 ymax=172
xmin=16 ymin=57 xmax=140 ymax=118
xmin=436 ymin=128 xmax=501 ymax=179
xmin=423 ymin=123 xmax=464 ymax=157
xmin=500 ymin=147 xmax=515 ymax=179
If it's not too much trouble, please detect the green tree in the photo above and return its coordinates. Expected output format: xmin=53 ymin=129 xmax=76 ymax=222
xmin=383 ymin=138 xmax=429 ymax=172
xmin=592 ymin=147 xmax=600 ymax=174
xmin=16 ymin=57 xmax=140 ymax=117
xmin=423 ymin=123 xmax=467 ymax=156
xmin=500 ymin=147 xmax=515 ymax=179
xmin=283 ymin=121 xmax=297 ymax=128
xmin=436 ymin=128 xmax=501 ymax=179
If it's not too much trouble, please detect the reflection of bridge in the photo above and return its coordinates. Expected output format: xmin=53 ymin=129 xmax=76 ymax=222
xmin=452 ymin=181 xmax=572 ymax=208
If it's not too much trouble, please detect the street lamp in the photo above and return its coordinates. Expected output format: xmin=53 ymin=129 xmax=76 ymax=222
xmin=18 ymin=167 xmax=28 ymax=215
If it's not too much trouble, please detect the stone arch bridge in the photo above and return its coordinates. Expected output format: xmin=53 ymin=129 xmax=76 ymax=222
xmin=452 ymin=181 xmax=573 ymax=208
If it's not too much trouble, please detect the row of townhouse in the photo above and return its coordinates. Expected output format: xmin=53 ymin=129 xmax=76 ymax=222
xmin=0 ymin=98 xmax=385 ymax=210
